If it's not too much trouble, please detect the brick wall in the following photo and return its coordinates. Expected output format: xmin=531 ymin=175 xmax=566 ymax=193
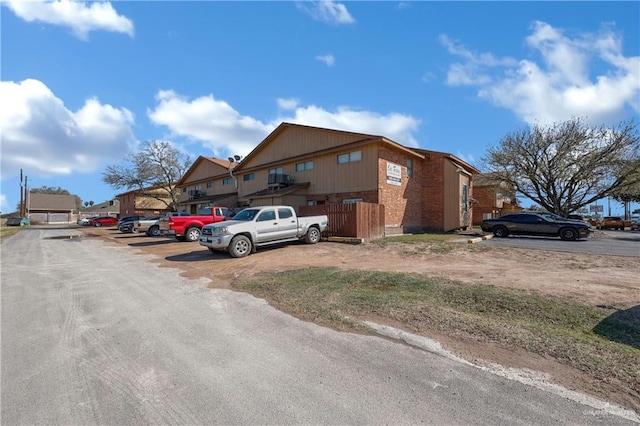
xmin=377 ymin=147 xmax=424 ymax=231
xmin=421 ymin=153 xmax=445 ymax=231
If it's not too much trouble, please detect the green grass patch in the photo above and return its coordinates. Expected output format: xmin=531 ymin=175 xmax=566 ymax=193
xmin=0 ymin=225 xmax=25 ymax=240
xmin=234 ymin=267 xmax=639 ymax=401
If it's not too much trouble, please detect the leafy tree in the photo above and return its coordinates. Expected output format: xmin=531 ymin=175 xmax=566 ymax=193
xmin=102 ymin=140 xmax=193 ymax=210
xmin=31 ymin=186 xmax=70 ymax=195
xmin=483 ymin=117 xmax=640 ymax=217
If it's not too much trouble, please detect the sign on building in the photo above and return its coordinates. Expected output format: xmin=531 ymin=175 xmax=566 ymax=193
xmin=386 ymin=162 xmax=402 ymax=186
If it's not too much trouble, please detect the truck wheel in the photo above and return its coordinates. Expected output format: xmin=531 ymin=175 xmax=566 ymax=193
xmin=148 ymin=225 xmax=160 ymax=237
xmin=185 ymin=227 xmax=201 ymax=242
xmin=229 ymin=235 xmax=251 ymax=258
xmin=305 ymin=226 xmax=321 ymax=244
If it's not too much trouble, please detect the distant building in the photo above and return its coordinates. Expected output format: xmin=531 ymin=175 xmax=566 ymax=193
xmin=78 ymin=199 xmax=120 ymax=219
xmin=27 ymin=193 xmax=79 ymax=224
xmin=472 ymin=173 xmax=520 ymax=224
xmin=116 ymin=187 xmax=173 ymax=217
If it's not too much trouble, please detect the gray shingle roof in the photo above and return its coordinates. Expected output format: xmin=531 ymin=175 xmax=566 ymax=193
xmin=28 ymin=193 xmax=78 ymax=211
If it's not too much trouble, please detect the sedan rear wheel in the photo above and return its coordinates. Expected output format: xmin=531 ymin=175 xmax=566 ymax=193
xmin=148 ymin=225 xmax=160 ymax=237
xmin=493 ymin=226 xmax=508 ymax=238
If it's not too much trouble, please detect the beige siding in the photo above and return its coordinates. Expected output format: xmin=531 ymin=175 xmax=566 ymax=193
xmin=237 ymin=144 xmax=379 ymax=198
xmin=242 ymin=126 xmax=374 ymax=169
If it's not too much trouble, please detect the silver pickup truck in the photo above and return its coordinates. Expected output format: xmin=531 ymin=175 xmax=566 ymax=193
xmin=199 ymin=205 xmax=329 ymax=257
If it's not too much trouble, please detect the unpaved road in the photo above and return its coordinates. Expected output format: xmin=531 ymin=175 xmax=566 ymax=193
xmin=1 ymin=226 xmax=638 ymax=424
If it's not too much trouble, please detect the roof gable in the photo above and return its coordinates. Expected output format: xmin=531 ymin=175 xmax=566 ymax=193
xmin=28 ymin=193 xmax=78 ymax=211
xmin=178 ymin=156 xmax=235 ymax=185
xmin=237 ymin=122 xmax=414 ymax=171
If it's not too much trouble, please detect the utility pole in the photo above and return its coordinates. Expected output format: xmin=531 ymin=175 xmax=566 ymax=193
xmin=25 ymin=175 xmax=29 ymax=217
xmin=19 ymin=169 xmax=24 ymax=216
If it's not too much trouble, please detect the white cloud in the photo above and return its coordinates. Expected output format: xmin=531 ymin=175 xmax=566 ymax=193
xmin=3 ymin=0 xmax=134 ymax=39
xmin=441 ymin=22 xmax=640 ymax=125
xmin=147 ymin=91 xmax=273 ymax=157
xmin=148 ymin=90 xmax=421 ymax=156
xmin=275 ymin=105 xmax=421 ymax=147
xmin=0 ymin=79 xmax=137 ymax=180
xmin=315 ymin=54 xmax=336 ymax=67
xmin=277 ymin=98 xmax=300 ymax=110
xmin=296 ymin=1 xmax=355 ymax=25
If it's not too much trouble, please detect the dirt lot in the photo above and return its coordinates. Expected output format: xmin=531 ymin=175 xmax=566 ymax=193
xmin=84 ymin=227 xmax=639 ymax=412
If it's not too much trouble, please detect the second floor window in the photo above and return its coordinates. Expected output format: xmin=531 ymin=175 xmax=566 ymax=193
xmin=268 ymin=167 xmax=284 ymax=175
xmin=243 ymin=173 xmax=255 ymax=181
xmin=406 ymin=158 xmax=413 ymax=178
xmin=223 ymin=177 xmax=232 ymax=185
xmin=206 ymin=181 xmax=213 ymax=188
xmin=337 ymin=150 xmax=362 ymax=164
xmin=296 ymin=161 xmax=314 ymax=172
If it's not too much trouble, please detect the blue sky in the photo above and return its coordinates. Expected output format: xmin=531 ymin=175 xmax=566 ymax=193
xmin=1 ymin=1 xmax=639 ymax=215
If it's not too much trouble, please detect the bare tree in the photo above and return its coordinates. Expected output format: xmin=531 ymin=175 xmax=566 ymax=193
xmin=482 ymin=117 xmax=640 ymax=217
xmin=102 ymin=140 xmax=193 ymax=210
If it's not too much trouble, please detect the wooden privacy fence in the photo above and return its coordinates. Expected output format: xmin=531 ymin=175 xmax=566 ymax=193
xmin=299 ymin=202 xmax=385 ymax=240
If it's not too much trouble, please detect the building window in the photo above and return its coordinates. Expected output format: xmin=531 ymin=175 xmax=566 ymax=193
xmin=296 ymin=161 xmax=314 ymax=172
xmin=243 ymin=173 xmax=255 ymax=181
xmin=462 ymin=184 xmax=469 ymax=212
xmin=194 ymin=184 xmax=201 ymax=191
xmin=337 ymin=150 xmax=362 ymax=164
xmin=268 ymin=167 xmax=284 ymax=175
xmin=223 ymin=177 xmax=232 ymax=186
xmin=206 ymin=181 xmax=213 ymax=188
xmin=406 ymin=158 xmax=413 ymax=178
xmin=182 ymin=187 xmax=187 ymax=193
xmin=343 ymin=198 xmax=363 ymax=204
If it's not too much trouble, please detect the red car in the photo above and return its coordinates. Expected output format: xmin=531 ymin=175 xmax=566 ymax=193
xmin=89 ymin=216 xmax=118 ymax=227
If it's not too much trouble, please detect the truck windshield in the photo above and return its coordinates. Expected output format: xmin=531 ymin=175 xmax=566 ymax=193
xmin=233 ymin=209 xmax=260 ymax=221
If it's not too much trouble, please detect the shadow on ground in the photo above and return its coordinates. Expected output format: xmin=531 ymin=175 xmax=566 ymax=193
xmin=593 ymin=305 xmax=640 ymax=350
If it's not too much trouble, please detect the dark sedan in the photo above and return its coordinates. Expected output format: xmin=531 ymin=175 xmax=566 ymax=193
xmin=480 ymin=212 xmax=592 ymax=241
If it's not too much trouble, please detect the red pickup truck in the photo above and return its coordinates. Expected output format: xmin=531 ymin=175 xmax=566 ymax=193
xmin=159 ymin=207 xmax=235 ymax=241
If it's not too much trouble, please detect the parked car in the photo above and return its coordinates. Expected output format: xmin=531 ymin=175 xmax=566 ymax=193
xmin=133 ymin=216 xmax=162 ymax=236
xmin=89 ymin=216 xmax=118 ymax=227
xmin=480 ymin=212 xmax=592 ymax=241
xmin=200 ymin=205 xmax=328 ymax=257
xmin=159 ymin=208 xmax=234 ymax=242
xmin=118 ymin=220 xmax=137 ymax=233
xmin=117 ymin=215 xmax=145 ymax=227
xmin=78 ymin=216 xmax=99 ymax=226
xmin=599 ymin=216 xmax=625 ymax=230
xmin=631 ymin=218 xmax=640 ymax=231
